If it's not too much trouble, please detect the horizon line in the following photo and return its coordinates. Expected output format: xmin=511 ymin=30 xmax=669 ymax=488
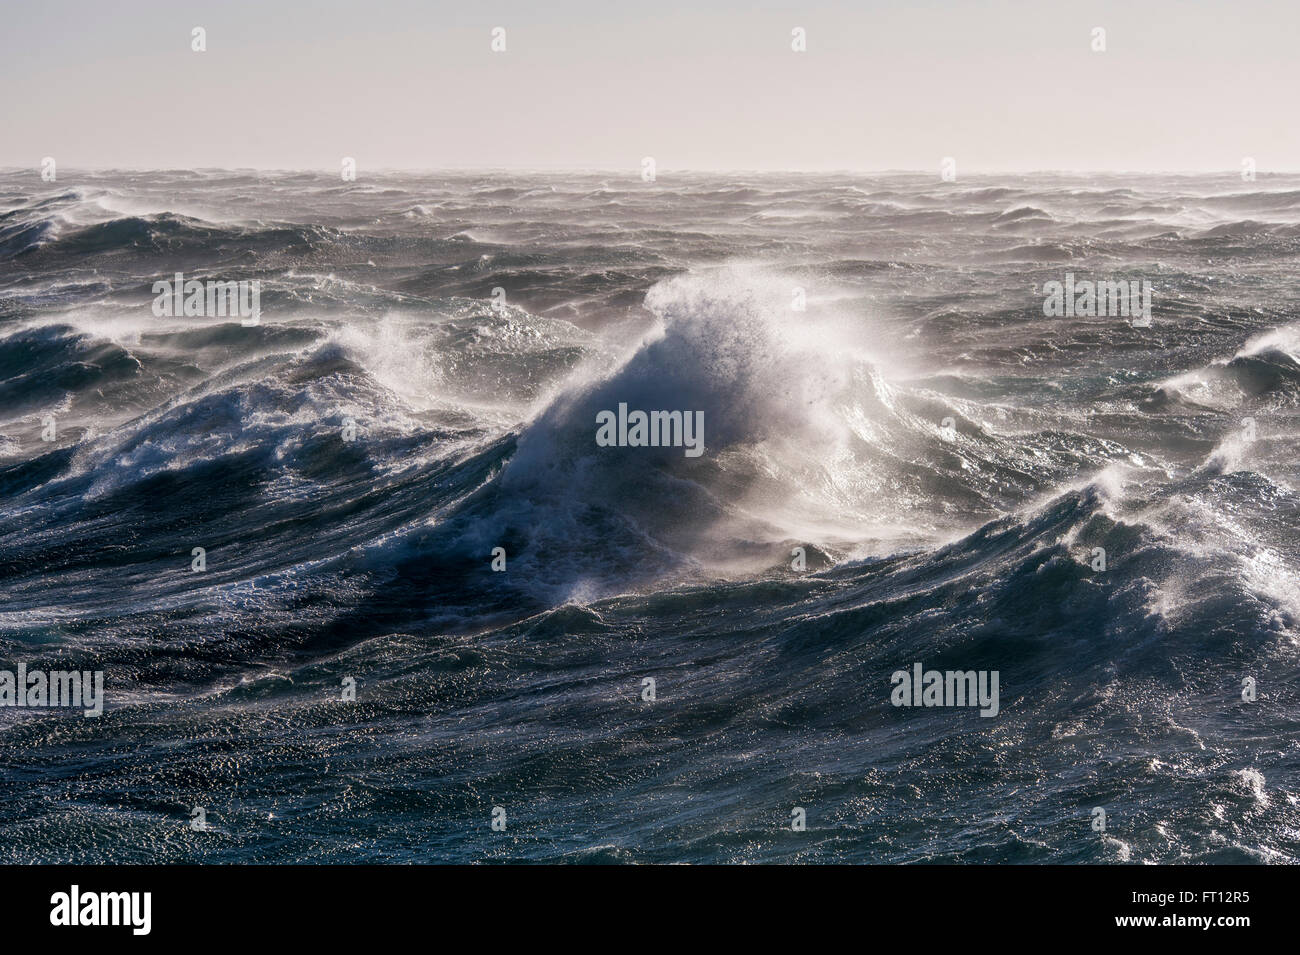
xmin=4 ymin=165 xmax=1300 ymax=177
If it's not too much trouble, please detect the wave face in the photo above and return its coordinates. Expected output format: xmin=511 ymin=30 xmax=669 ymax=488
xmin=1 ymin=170 xmax=1299 ymax=863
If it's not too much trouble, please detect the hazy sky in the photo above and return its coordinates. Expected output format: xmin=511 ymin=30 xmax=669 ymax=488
xmin=3 ymin=0 xmax=1296 ymax=171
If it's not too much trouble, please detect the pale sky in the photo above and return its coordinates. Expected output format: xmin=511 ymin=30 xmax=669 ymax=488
xmin=3 ymin=0 xmax=1297 ymax=172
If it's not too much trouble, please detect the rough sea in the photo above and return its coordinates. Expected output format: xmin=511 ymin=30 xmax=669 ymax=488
xmin=1 ymin=170 xmax=1298 ymax=862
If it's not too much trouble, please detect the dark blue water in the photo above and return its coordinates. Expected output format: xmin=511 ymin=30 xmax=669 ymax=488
xmin=1 ymin=171 xmax=1298 ymax=862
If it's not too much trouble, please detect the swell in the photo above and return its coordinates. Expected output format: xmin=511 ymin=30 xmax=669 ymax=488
xmin=4 ymin=265 xmax=1297 ymax=692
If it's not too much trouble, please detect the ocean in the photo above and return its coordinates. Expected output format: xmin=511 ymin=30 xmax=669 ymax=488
xmin=0 ymin=170 xmax=1297 ymax=862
